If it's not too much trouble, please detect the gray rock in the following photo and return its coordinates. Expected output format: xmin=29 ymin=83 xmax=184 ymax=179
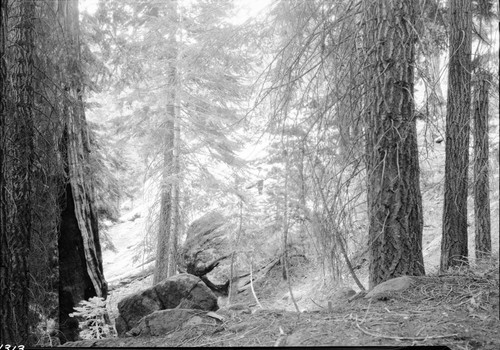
xmin=153 ymin=273 xmax=218 ymax=311
xmin=115 ymin=273 xmax=217 ymax=336
xmin=365 ymin=276 xmax=413 ymax=300
xmin=178 ymin=212 xmax=233 ymax=277
xmin=333 ymin=287 xmax=356 ymax=300
xmin=116 ymin=288 xmax=162 ymax=335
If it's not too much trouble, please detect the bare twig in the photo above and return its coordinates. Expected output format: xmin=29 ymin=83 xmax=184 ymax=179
xmin=309 ymin=298 xmax=325 ymax=309
xmin=355 ymin=315 xmax=458 ymax=341
xmin=249 ymin=256 xmax=263 ymax=309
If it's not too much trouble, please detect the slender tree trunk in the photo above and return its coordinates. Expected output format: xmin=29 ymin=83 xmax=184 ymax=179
xmin=473 ymin=71 xmax=491 ymax=260
xmin=154 ymin=0 xmax=179 ymax=284
xmin=297 ymin=143 xmax=310 ymax=253
xmin=440 ymin=0 xmax=472 ymax=271
xmin=363 ymin=0 xmax=425 ymax=288
xmin=282 ymin=148 xmax=289 ymax=281
xmin=154 ymin=177 xmax=173 ymax=284
xmin=154 ymin=108 xmax=175 ymax=283
xmin=169 ymin=116 xmax=180 ymax=277
xmin=169 ymin=28 xmax=182 ymax=277
xmin=281 ymin=147 xmax=300 ymax=311
xmin=228 ymin=197 xmax=243 ymax=305
xmin=0 ymin=0 xmax=36 ymax=343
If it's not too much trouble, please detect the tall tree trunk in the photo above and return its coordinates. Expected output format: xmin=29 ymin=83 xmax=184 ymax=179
xmin=363 ymin=0 xmax=425 ymax=288
xmin=154 ymin=161 xmax=173 ymax=284
xmin=0 ymin=0 xmax=9 ymax=341
xmin=169 ymin=120 xmax=180 ymax=278
xmin=228 ymin=195 xmax=243 ymax=305
xmin=55 ymin=0 xmax=107 ymax=343
xmin=440 ymin=0 xmax=472 ymax=271
xmin=473 ymin=71 xmax=491 ymax=260
xmin=0 ymin=0 xmax=36 ymax=344
xmin=154 ymin=0 xmax=179 ymax=284
xmin=281 ymin=147 xmax=300 ymax=312
xmin=0 ymin=0 xmax=6 ymax=341
xmin=282 ymin=149 xmax=290 ymax=281
xmin=169 ymin=34 xmax=182 ymax=277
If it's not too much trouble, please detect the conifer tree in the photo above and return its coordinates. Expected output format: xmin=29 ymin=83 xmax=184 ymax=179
xmin=440 ymin=0 xmax=472 ymax=271
xmin=473 ymin=70 xmax=492 ymax=260
xmin=363 ymin=0 xmax=425 ymax=287
xmin=1 ymin=0 xmax=36 ymax=343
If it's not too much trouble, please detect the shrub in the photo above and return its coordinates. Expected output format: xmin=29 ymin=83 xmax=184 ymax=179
xmin=69 ymin=296 xmax=115 ymax=339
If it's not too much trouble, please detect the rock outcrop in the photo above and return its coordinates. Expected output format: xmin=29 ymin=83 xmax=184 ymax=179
xmin=115 ymin=273 xmax=217 ymax=336
xmin=178 ymin=212 xmax=234 ymax=294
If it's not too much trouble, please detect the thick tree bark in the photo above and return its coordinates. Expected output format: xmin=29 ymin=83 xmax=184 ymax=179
xmin=55 ymin=0 xmax=107 ymax=343
xmin=2 ymin=0 xmax=107 ymax=345
xmin=363 ymin=0 xmax=425 ymax=288
xmin=0 ymin=0 xmax=9 ymax=341
xmin=473 ymin=71 xmax=491 ymax=260
xmin=0 ymin=0 xmax=36 ymax=344
xmin=440 ymin=0 xmax=472 ymax=271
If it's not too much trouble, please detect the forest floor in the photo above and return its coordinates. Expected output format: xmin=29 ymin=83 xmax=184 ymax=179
xmin=69 ymin=144 xmax=500 ymax=349
xmin=64 ymin=187 xmax=500 ymax=349
xmin=71 ymin=257 xmax=500 ymax=349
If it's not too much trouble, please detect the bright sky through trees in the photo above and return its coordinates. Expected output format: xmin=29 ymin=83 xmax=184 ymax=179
xmin=79 ymin=0 xmax=272 ymax=24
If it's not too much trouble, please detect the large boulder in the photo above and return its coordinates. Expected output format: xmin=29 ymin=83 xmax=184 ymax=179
xmin=153 ymin=274 xmax=218 ymax=310
xmin=178 ymin=212 xmax=234 ymax=282
xmin=115 ymin=273 xmax=217 ymax=336
xmin=115 ymin=288 xmax=162 ymax=336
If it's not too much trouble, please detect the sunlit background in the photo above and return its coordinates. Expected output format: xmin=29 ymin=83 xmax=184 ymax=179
xmin=79 ymin=0 xmax=272 ymax=25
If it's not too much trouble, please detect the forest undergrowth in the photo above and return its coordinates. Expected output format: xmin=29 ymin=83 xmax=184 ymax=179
xmin=83 ymin=144 xmax=500 ymax=349
xmin=2 ymin=0 xmax=499 ymax=347
xmin=71 ymin=252 xmax=499 ymax=349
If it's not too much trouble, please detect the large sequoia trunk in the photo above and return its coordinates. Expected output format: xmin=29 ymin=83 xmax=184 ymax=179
xmin=0 ymin=1 xmax=8 ymax=341
xmin=58 ymin=183 xmax=103 ymax=342
xmin=1 ymin=0 xmax=107 ymax=345
xmin=0 ymin=0 xmax=36 ymax=343
xmin=55 ymin=0 xmax=107 ymax=343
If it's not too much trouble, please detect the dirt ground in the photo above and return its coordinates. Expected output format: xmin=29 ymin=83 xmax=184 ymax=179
xmin=73 ymin=161 xmax=499 ymax=349
xmin=67 ymin=262 xmax=499 ymax=349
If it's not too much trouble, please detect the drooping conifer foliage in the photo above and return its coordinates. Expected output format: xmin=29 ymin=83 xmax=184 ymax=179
xmin=82 ymin=0 xmax=497 ymax=292
xmin=1 ymin=0 xmax=498 ymax=344
xmin=83 ymin=0 xmax=253 ymax=282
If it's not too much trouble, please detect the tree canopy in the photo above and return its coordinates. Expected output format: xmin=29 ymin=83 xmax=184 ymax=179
xmin=1 ymin=0 xmax=498 ymax=345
